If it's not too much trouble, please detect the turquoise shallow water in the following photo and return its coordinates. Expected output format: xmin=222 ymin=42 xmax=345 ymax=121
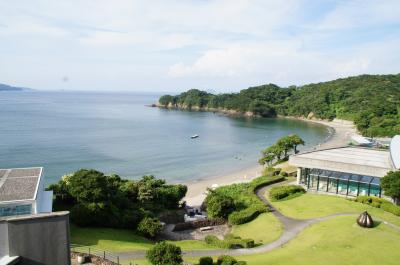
xmin=0 ymin=91 xmax=330 ymax=184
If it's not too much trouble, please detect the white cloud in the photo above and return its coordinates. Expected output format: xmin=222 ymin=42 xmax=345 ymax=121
xmin=0 ymin=0 xmax=399 ymax=91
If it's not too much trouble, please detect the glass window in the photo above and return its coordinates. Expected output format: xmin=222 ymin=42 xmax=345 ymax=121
xmin=309 ymin=174 xmax=318 ymax=190
xmin=0 ymin=204 xmax=32 ymax=217
xmin=327 ymin=178 xmax=338 ymax=193
xmin=318 ymin=176 xmax=328 ymax=191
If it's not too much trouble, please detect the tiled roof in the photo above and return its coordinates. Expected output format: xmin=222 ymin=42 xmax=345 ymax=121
xmin=0 ymin=168 xmax=42 ymax=202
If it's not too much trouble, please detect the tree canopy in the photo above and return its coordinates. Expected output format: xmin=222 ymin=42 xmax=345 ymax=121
xmin=381 ymin=171 xmax=400 ymax=204
xmin=158 ymin=74 xmax=400 ymax=136
xmin=49 ymin=169 xmax=187 ymax=233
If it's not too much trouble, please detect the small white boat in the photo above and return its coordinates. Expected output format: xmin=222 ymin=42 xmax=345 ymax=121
xmin=191 ymin=134 xmax=199 ymax=139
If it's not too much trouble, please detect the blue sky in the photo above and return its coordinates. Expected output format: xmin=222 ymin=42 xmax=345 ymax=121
xmin=1 ymin=0 xmax=399 ymax=92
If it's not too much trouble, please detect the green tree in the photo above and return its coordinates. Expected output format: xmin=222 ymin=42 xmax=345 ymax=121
xmin=288 ymin=134 xmax=305 ymax=153
xmin=258 ymin=153 xmax=275 ymax=166
xmin=146 ymin=241 xmax=183 ymax=265
xmin=67 ymin=169 xmax=122 ymax=203
xmin=137 ymin=217 xmax=163 ymax=238
xmin=381 ymin=171 xmax=400 ymax=205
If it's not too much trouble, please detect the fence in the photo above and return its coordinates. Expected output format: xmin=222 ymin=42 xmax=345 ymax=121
xmin=70 ymin=244 xmax=126 ymax=264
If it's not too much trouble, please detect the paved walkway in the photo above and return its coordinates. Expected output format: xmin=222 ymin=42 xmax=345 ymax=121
xmin=116 ymin=181 xmax=400 ymax=260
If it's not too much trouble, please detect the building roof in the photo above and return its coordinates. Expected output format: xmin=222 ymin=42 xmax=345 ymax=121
xmin=0 ymin=167 xmax=42 ymax=203
xmin=390 ymin=135 xmax=400 ymax=169
xmin=289 ymin=147 xmax=393 ymax=177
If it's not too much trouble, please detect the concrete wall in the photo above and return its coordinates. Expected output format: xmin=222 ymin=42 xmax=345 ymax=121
xmin=0 ymin=221 xmax=9 ymax=257
xmin=1 ymin=212 xmax=71 ymax=265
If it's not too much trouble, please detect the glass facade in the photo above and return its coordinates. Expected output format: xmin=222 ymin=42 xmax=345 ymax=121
xmin=300 ymin=168 xmax=382 ymax=198
xmin=0 ymin=204 xmax=32 ymax=217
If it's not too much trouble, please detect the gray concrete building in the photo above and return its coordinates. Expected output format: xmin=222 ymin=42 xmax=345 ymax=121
xmin=289 ymin=136 xmax=399 ymax=198
xmin=0 ymin=211 xmax=71 ymax=265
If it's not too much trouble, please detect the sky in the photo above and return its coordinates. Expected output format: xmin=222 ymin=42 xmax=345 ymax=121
xmin=0 ymin=0 xmax=399 ymax=93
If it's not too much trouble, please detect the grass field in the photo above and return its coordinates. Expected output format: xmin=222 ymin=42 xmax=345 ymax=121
xmin=231 ymin=212 xmax=282 ymax=245
xmin=71 ymin=225 xmax=216 ymax=251
xmin=70 ymin=225 xmax=154 ymax=252
xmin=181 ymin=216 xmax=400 ymax=265
xmin=267 ymin=192 xmax=400 ymax=226
xmin=71 ymin=212 xmax=282 ymax=252
xmin=237 ymin=216 xmax=400 ymax=265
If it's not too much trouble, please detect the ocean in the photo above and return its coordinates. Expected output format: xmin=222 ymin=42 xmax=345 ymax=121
xmin=0 ymin=91 xmax=330 ymax=184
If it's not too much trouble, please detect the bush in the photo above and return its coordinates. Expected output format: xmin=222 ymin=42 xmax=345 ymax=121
xmin=138 ymin=217 xmax=163 ymax=238
xmin=204 ymin=235 xmax=254 ymax=249
xmin=269 ymin=185 xmax=305 ymax=201
xmin=198 ymin=256 xmax=213 ymax=265
xmin=241 ymin=238 xmax=255 ymax=248
xmin=217 ymin=255 xmax=237 ymax=265
xmin=146 ymin=241 xmax=183 ymax=265
xmin=355 ymin=196 xmax=400 ymax=216
xmin=205 ymin=192 xmax=235 ymax=219
xmin=173 ymin=218 xmax=226 ymax=231
xmin=228 ymin=204 xmax=267 ymax=225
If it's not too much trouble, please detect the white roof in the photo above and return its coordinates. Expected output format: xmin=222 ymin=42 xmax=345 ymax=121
xmin=390 ymin=135 xmax=400 ymax=169
xmin=289 ymin=147 xmax=393 ymax=177
xmin=351 ymin=136 xmax=372 ymax=145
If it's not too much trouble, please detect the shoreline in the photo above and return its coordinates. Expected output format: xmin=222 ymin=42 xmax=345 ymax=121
xmin=183 ymin=117 xmax=359 ymax=206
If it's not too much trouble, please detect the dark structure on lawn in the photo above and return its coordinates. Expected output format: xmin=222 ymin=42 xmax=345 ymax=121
xmin=357 ymin=211 xmax=374 ymax=228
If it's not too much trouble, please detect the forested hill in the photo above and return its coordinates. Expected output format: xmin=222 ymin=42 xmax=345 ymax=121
xmin=159 ymin=74 xmax=400 ymax=137
xmin=0 ymin=83 xmax=33 ymax=91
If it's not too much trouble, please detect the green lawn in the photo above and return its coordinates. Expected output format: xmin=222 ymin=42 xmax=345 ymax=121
xmin=231 ymin=213 xmax=282 ymax=245
xmin=70 ymin=225 xmax=154 ymax=252
xmin=237 ymin=216 xmax=400 ymax=265
xmin=267 ymin=192 xmax=400 ymax=226
xmin=71 ymin=225 xmax=217 ymax=252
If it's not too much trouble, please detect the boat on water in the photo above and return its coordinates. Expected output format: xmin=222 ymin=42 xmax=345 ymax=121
xmin=191 ymin=134 xmax=199 ymax=139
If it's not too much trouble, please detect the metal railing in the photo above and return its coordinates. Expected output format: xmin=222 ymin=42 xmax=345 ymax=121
xmin=70 ymin=244 xmax=121 ymax=264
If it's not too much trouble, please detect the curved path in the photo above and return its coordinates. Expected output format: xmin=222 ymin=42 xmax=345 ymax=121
xmin=116 ymin=182 xmax=400 ymax=260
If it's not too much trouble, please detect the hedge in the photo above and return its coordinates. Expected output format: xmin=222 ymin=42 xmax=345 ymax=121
xmin=204 ymin=235 xmax=255 ymax=249
xmin=228 ymin=204 xmax=267 ymax=225
xmin=173 ymin=218 xmax=226 ymax=231
xmin=269 ymin=185 xmax=305 ymax=201
xmin=228 ymin=175 xmax=285 ymax=225
xmin=355 ymin=196 xmax=400 ymax=216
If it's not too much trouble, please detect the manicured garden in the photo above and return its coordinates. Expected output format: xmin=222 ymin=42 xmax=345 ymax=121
xmin=236 ymin=216 xmax=400 ymax=265
xmin=267 ymin=192 xmax=400 ymax=226
xmin=71 ymin=211 xmax=283 ymax=252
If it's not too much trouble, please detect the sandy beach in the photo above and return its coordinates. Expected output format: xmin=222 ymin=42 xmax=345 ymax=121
xmin=183 ymin=118 xmax=359 ymax=206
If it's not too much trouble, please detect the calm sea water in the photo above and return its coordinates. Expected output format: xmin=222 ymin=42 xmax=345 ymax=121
xmin=0 ymin=91 xmax=330 ymax=184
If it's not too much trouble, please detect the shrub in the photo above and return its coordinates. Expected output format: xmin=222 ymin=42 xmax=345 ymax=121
xmin=146 ymin=241 xmax=183 ymax=265
xmin=241 ymin=238 xmax=255 ymax=248
xmin=228 ymin=204 xmax=267 ymax=225
xmin=138 ymin=217 xmax=163 ymax=238
xmin=269 ymin=185 xmax=305 ymax=201
xmin=217 ymin=255 xmax=237 ymax=265
xmin=205 ymin=192 xmax=235 ymax=218
xmin=355 ymin=196 xmax=400 ymax=217
xmin=235 ymin=262 xmax=247 ymax=265
xmin=173 ymin=218 xmax=226 ymax=231
xmin=204 ymin=235 xmax=254 ymax=249
xmin=198 ymin=256 xmax=213 ymax=265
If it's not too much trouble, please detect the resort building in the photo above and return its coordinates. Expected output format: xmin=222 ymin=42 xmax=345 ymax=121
xmin=0 ymin=167 xmax=53 ymax=217
xmin=289 ymin=136 xmax=400 ymax=198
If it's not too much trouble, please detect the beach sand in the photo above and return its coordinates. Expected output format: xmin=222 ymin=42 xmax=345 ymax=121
xmin=183 ymin=118 xmax=359 ymax=206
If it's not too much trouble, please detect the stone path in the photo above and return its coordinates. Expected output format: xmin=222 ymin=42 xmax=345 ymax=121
xmin=116 ymin=181 xmax=400 ymax=261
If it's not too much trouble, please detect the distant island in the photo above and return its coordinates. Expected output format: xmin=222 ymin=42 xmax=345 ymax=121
xmin=158 ymin=74 xmax=400 ymax=137
xmin=0 ymin=83 xmax=33 ymax=92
